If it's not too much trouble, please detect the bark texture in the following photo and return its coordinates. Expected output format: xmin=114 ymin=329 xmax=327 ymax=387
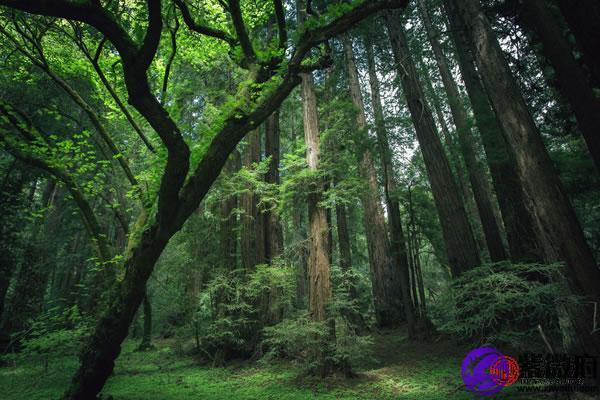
xmin=300 ymin=70 xmax=331 ymax=323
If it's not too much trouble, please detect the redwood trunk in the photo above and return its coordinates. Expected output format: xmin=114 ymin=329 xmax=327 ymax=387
xmin=443 ymin=1 xmax=542 ymax=262
xmin=300 ymin=70 xmax=331 ymax=324
xmin=519 ymin=0 xmax=600 ymax=171
xmin=447 ymin=0 xmax=600 ymax=353
xmin=364 ymin=35 xmax=416 ymax=336
xmin=241 ymin=129 xmax=265 ymax=270
xmin=343 ymin=35 xmax=404 ymax=327
xmin=264 ymin=111 xmax=284 ymax=261
xmin=385 ymin=12 xmax=480 ymax=276
xmin=418 ymin=0 xmax=507 ymax=262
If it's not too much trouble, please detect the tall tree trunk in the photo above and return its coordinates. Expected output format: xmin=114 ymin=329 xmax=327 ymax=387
xmin=343 ymin=35 xmax=404 ymax=327
xmin=420 ymin=55 xmax=473 ymax=214
xmin=220 ymin=151 xmax=241 ymax=269
xmin=264 ymin=111 xmax=284 ymax=262
xmin=137 ymin=292 xmax=153 ymax=351
xmin=293 ymin=206 xmax=308 ymax=306
xmin=300 ymin=70 xmax=331 ymax=324
xmin=241 ymin=129 xmax=265 ymax=270
xmin=517 ymin=0 xmax=600 ymax=171
xmin=447 ymin=0 xmax=600 ymax=353
xmin=364 ymin=35 xmax=416 ymax=336
xmin=556 ymin=0 xmax=600 ymax=89
xmin=336 ymin=204 xmax=352 ymax=273
xmin=385 ymin=13 xmax=480 ymax=277
xmin=418 ymin=0 xmax=507 ymax=262
xmin=443 ymin=0 xmax=542 ymax=263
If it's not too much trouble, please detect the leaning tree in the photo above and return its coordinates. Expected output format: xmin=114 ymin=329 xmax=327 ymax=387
xmin=0 ymin=0 xmax=409 ymax=398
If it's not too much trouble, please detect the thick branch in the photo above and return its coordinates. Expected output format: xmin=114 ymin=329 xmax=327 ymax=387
xmin=161 ymin=17 xmax=179 ymax=105
xmin=273 ymin=0 xmax=287 ymax=49
xmin=138 ymin=0 xmax=163 ymax=70
xmin=176 ymin=0 xmax=409 ymax=224
xmin=290 ymin=0 xmax=408 ymax=67
xmin=228 ymin=0 xmax=256 ymax=62
xmin=174 ymin=0 xmax=236 ymax=45
xmin=0 ymin=0 xmax=139 ymax=61
xmin=72 ymin=31 xmax=156 ymax=153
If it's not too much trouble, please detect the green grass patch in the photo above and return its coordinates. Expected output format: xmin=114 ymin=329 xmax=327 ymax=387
xmin=0 ymin=331 xmax=559 ymax=399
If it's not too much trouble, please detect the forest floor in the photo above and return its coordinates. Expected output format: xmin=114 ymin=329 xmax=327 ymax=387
xmin=0 ymin=328 xmax=572 ymax=400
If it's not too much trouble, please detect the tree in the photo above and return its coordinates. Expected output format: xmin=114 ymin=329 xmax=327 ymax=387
xmin=442 ymin=0 xmax=542 ymax=263
xmin=0 ymin=1 xmax=410 ymax=397
xmin=264 ymin=111 xmax=284 ymax=262
xmin=555 ymin=0 xmax=600 ymax=89
xmin=343 ymin=34 xmax=406 ymax=327
xmin=241 ymin=129 xmax=265 ymax=270
xmin=500 ymin=0 xmax=600 ymax=171
xmin=363 ymin=33 xmax=416 ymax=336
xmin=385 ymin=11 xmax=480 ymax=277
xmin=446 ymin=0 xmax=600 ymax=353
xmin=417 ymin=0 xmax=507 ymax=262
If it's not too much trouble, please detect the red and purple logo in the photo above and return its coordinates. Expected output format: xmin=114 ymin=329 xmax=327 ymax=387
xmin=461 ymin=347 xmax=520 ymax=396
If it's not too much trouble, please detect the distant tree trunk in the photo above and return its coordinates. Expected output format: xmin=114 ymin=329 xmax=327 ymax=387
xmin=336 ymin=204 xmax=352 ymax=273
xmin=137 ymin=292 xmax=153 ymax=351
xmin=292 ymin=207 xmax=308 ymax=306
xmin=385 ymin=12 xmax=480 ymax=277
xmin=418 ymin=0 xmax=507 ymax=262
xmin=220 ymin=151 xmax=241 ymax=269
xmin=364 ymin=35 xmax=416 ymax=337
xmin=0 ymin=180 xmax=55 ymax=348
xmin=447 ymin=0 xmax=600 ymax=353
xmin=444 ymin=1 xmax=542 ymax=263
xmin=264 ymin=111 xmax=284 ymax=262
xmin=241 ymin=129 xmax=265 ymax=270
xmin=0 ymin=165 xmax=27 ymax=323
xmin=517 ymin=0 xmax=600 ymax=171
xmin=556 ymin=0 xmax=600 ymax=89
xmin=419 ymin=55 xmax=473 ymax=215
xmin=343 ymin=35 xmax=404 ymax=328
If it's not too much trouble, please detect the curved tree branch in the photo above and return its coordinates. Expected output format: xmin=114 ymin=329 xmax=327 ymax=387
xmin=173 ymin=0 xmax=236 ymax=45
xmin=228 ymin=0 xmax=256 ymax=63
xmin=0 ymin=105 xmax=111 ymax=263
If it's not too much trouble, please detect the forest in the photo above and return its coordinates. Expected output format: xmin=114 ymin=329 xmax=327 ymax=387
xmin=0 ymin=0 xmax=599 ymax=399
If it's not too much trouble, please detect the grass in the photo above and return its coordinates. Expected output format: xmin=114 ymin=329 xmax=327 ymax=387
xmin=0 ymin=329 xmax=561 ymax=399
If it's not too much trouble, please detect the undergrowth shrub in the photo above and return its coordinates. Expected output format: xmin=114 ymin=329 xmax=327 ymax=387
xmin=430 ymin=262 xmax=574 ymax=349
xmin=262 ymin=266 xmax=374 ymax=375
xmin=2 ymin=305 xmax=91 ymax=371
xmin=194 ymin=261 xmax=295 ymax=363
